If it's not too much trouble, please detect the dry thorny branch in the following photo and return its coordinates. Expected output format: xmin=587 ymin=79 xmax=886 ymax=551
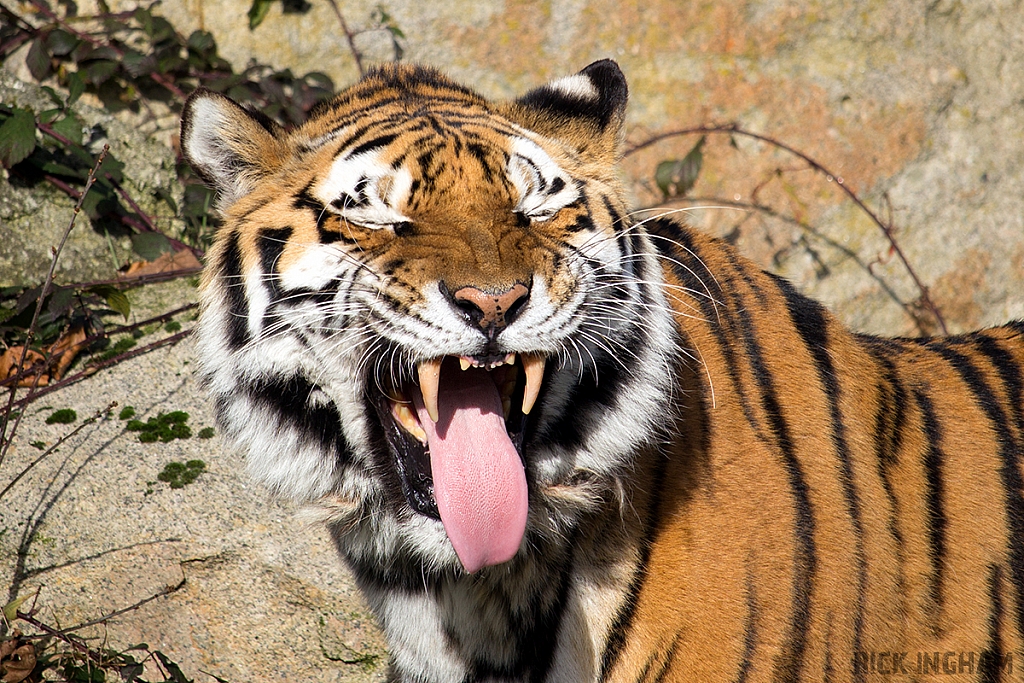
xmin=627 ymin=123 xmax=948 ymax=336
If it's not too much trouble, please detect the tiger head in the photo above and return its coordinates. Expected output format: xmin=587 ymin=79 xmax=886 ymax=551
xmin=180 ymin=61 xmax=679 ymax=576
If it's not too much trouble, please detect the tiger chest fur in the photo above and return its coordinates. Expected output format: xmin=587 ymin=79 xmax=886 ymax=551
xmin=181 ymin=61 xmax=1024 ymax=682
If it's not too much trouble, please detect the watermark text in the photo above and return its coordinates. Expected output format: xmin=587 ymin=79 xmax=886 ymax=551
xmin=853 ymin=651 xmax=1012 ymax=676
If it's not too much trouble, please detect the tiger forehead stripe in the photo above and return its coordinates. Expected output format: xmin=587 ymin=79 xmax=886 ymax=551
xmin=298 ymin=98 xmax=521 ymax=154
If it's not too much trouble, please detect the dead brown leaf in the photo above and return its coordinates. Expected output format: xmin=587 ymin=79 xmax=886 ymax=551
xmin=0 ymin=633 xmax=36 ymax=683
xmin=0 ymin=347 xmax=48 ymax=387
xmin=47 ymin=326 xmax=89 ymax=381
xmin=0 ymin=325 xmax=90 ymax=387
xmin=120 ymin=249 xmax=202 ymax=278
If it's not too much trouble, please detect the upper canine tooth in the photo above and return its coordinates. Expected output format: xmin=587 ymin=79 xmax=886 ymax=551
xmin=459 ymin=356 xmax=472 ymax=371
xmin=521 ymin=353 xmax=546 ymax=415
xmin=417 ymin=358 xmax=442 ymax=423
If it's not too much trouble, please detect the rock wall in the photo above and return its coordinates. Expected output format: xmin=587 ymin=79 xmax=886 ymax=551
xmin=87 ymin=0 xmax=1024 ymax=334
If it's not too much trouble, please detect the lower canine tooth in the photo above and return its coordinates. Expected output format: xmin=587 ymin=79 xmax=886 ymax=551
xmin=393 ymin=402 xmax=427 ymax=444
xmin=417 ymin=358 xmax=442 ymax=423
xmin=521 ymin=353 xmax=546 ymax=415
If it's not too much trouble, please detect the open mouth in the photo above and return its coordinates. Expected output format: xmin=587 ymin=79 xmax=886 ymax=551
xmin=376 ymin=352 xmax=546 ymax=572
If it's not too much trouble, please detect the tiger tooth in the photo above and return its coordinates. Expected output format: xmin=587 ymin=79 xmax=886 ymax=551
xmin=392 ymin=402 xmax=427 ymax=444
xmin=460 ymin=356 xmax=472 ymax=371
xmin=417 ymin=357 xmax=442 ymax=423
xmin=521 ymin=353 xmax=546 ymax=415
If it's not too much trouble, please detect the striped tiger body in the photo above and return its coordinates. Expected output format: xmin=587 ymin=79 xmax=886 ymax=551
xmin=180 ymin=61 xmax=1024 ymax=682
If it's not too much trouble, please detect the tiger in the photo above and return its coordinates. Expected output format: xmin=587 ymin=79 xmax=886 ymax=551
xmin=179 ymin=60 xmax=1024 ymax=682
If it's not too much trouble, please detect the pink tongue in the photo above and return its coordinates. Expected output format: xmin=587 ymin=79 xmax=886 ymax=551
xmin=412 ymin=364 xmax=528 ymax=573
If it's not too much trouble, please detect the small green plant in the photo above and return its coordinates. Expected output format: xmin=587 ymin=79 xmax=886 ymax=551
xmin=157 ymin=459 xmax=206 ymax=488
xmin=126 ymin=410 xmax=192 ymax=442
xmin=118 ymin=405 xmax=136 ymax=420
xmin=95 ymin=335 xmax=137 ymax=362
xmin=164 ymin=320 xmax=182 ymax=333
xmin=198 ymin=426 xmax=215 ymax=439
xmin=44 ymin=408 xmax=76 ymax=424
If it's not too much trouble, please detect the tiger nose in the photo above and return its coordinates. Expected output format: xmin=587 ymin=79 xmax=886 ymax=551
xmin=448 ymin=283 xmax=530 ymax=335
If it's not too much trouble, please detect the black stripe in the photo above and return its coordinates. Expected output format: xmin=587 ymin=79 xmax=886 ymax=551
xmin=292 ymin=184 xmax=320 ymax=213
xmin=649 ymin=634 xmax=682 ymax=683
xmin=980 ymin=564 xmax=1005 ymax=683
xmin=247 ymin=374 xmax=350 ymax=458
xmin=733 ymin=564 xmax=759 ymax=683
xmin=349 ymin=133 xmax=397 ymax=157
xmin=914 ymin=387 xmax=947 ymax=624
xmin=602 ymin=195 xmax=624 ymax=232
xmin=465 ymin=141 xmax=496 ymax=182
xmin=567 ymin=213 xmax=595 ymax=232
xmin=538 ymin=331 xmax=639 ymax=452
xmin=973 ymin=333 xmax=1024 ymax=455
xmin=523 ymin=562 xmax=572 ymax=683
xmin=928 ymin=341 xmax=1024 ymax=639
xmin=772 ymin=273 xmax=866 ymax=678
xmin=728 ymin=292 xmax=814 ymax=683
xmin=859 ymin=338 xmax=910 ymax=606
xmin=292 ymin=183 xmax=348 ymax=242
xmin=599 ymin=443 xmax=672 ymax=680
xmin=645 ymin=219 xmax=816 ymax=682
xmin=258 ymin=227 xmax=292 ymax=299
xmin=658 ymin=234 xmax=816 ymax=682
xmin=647 ymin=220 xmax=767 ymax=446
xmin=220 ymin=231 xmax=250 ymax=349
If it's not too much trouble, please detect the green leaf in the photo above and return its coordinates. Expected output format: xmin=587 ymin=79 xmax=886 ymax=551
xmin=106 ymin=289 xmax=131 ymax=320
xmin=187 ymin=30 xmax=216 ymax=57
xmin=304 ymin=72 xmax=334 ymax=89
xmin=154 ymin=651 xmax=194 ymax=683
xmin=121 ymin=48 xmax=148 ymax=78
xmin=149 ymin=16 xmax=177 ymax=43
xmin=83 ymin=58 xmax=118 ymax=85
xmin=67 ymin=71 xmax=86 ymax=106
xmin=40 ymin=85 xmax=64 ymax=107
xmin=2 ymin=594 xmax=30 ymax=622
xmin=654 ymin=136 xmax=705 ymax=199
xmin=0 ymin=107 xmax=38 ymax=168
xmin=46 ymin=285 xmax=75 ymax=316
xmin=130 ymin=232 xmax=172 ymax=260
xmin=46 ymin=28 xmax=81 ymax=56
xmin=90 ymin=285 xmax=131 ymax=320
xmin=26 ymin=36 xmax=52 ymax=81
xmin=80 ymin=45 xmax=121 ymax=62
xmin=80 ymin=183 xmax=117 ymax=220
xmin=38 ymin=107 xmax=62 ymax=124
xmin=50 ymin=113 xmax=84 ymax=146
xmin=38 ymin=159 xmax=86 ymax=180
xmin=248 ymin=0 xmax=274 ymax=29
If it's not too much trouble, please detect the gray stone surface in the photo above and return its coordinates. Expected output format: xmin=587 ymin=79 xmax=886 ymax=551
xmin=0 ymin=72 xmax=182 ymax=288
xmin=0 ymin=282 xmax=387 ymax=681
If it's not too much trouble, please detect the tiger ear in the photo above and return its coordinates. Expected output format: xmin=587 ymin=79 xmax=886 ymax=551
xmin=180 ymin=88 xmax=290 ymax=210
xmin=500 ymin=60 xmax=628 ymax=162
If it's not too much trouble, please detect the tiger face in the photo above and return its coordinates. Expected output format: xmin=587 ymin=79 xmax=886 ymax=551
xmin=182 ymin=62 xmax=678 ymax=576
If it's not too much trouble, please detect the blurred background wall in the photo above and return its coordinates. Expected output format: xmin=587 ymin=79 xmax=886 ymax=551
xmin=103 ymin=0 xmax=1024 ymax=335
